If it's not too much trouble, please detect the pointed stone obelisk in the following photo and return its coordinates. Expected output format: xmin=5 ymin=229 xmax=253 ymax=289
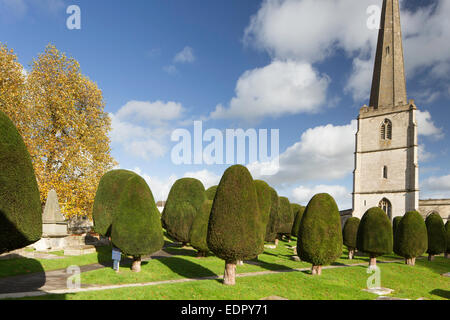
xmin=42 ymin=189 xmax=68 ymax=237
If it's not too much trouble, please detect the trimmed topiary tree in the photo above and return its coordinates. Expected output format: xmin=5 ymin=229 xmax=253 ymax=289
xmin=425 ymin=213 xmax=446 ymax=261
xmin=189 ymin=200 xmax=213 ymax=257
xmin=356 ymin=207 xmax=393 ymax=267
xmin=297 ymin=193 xmax=343 ymax=275
xmin=93 ymin=169 xmax=136 ymax=237
xmin=278 ymin=197 xmax=294 ymax=240
xmin=265 ymin=187 xmax=280 ymax=244
xmin=254 ymin=180 xmax=272 ymax=255
xmin=205 ymin=186 xmax=218 ymax=201
xmin=207 ymin=165 xmax=264 ymax=285
xmin=445 ymin=221 xmax=449 ymax=259
xmin=343 ymin=217 xmax=360 ymax=260
xmin=0 ymin=110 xmax=42 ymax=254
xmin=162 ymin=178 xmax=206 ymax=245
xmin=392 ymin=215 xmax=403 ymax=255
xmin=394 ymin=211 xmax=427 ymax=266
xmin=291 ymin=204 xmax=305 ymax=238
xmin=393 ymin=216 xmax=402 ymax=239
xmin=111 ymin=173 xmax=164 ymax=272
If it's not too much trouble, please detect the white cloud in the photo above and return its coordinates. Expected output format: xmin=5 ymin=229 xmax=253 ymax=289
xmin=174 ymin=46 xmax=195 ymax=63
xmin=416 ymin=110 xmax=444 ymax=140
xmin=210 ymin=60 xmax=329 ymax=121
xmin=402 ymin=0 xmax=450 ymax=78
xmin=131 ymin=167 xmax=178 ymax=202
xmin=163 ymin=65 xmax=178 ymax=75
xmin=248 ymin=120 xmax=357 ymax=185
xmin=129 ymin=167 xmax=220 ymax=202
xmin=421 ymin=174 xmax=450 ymax=199
xmin=243 ymin=0 xmax=450 ymax=103
xmin=183 ymin=169 xmax=221 ymax=189
xmin=418 ymin=144 xmax=434 ymax=163
xmin=244 ymin=0 xmax=375 ymax=63
xmin=110 ymin=100 xmax=186 ymax=160
xmin=115 ymin=100 xmax=184 ymax=124
xmin=345 ymin=57 xmax=374 ymax=103
xmin=291 ymin=184 xmax=352 ymax=210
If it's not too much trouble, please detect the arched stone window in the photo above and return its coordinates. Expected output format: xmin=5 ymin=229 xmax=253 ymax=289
xmin=379 ymin=198 xmax=392 ymax=221
xmin=380 ymin=119 xmax=392 ymax=140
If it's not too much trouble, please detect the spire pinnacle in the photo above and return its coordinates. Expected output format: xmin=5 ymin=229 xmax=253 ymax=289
xmin=369 ymin=0 xmax=407 ymax=108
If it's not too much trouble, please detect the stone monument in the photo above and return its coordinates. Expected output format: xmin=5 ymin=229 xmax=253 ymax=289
xmin=42 ymin=189 xmax=68 ymax=237
xmin=30 ymin=189 xmax=69 ymax=251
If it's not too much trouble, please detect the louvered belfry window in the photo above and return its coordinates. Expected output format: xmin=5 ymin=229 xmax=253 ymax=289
xmin=381 ymin=119 xmax=392 ymax=140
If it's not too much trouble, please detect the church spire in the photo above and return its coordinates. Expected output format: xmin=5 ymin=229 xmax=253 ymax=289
xmin=369 ymin=0 xmax=407 ymax=108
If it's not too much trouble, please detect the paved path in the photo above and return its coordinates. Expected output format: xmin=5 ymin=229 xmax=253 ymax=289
xmin=0 ymin=248 xmax=174 ymax=296
xmin=0 ymin=260 xmax=402 ymax=300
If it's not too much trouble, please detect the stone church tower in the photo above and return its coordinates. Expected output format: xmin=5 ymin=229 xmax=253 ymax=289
xmin=352 ymin=0 xmax=419 ymax=221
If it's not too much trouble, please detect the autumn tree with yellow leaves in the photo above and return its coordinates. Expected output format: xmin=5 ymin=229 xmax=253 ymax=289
xmin=0 ymin=44 xmax=117 ymax=218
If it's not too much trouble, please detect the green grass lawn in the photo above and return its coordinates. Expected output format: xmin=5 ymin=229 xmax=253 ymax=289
xmin=24 ymin=257 xmax=450 ymax=300
xmin=0 ymin=245 xmax=113 ymax=278
xmin=2 ymin=237 xmax=449 ymax=300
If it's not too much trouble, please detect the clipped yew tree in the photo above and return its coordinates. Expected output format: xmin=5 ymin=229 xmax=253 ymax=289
xmin=278 ymin=197 xmax=294 ymax=240
xmin=356 ymin=207 xmax=393 ymax=267
xmin=205 ymin=186 xmax=218 ymax=201
xmin=207 ymin=165 xmax=264 ymax=285
xmin=162 ymin=178 xmax=206 ymax=245
xmin=297 ymin=193 xmax=343 ymax=275
xmin=393 ymin=216 xmax=402 ymax=237
xmin=392 ymin=215 xmax=403 ymax=254
xmin=189 ymin=200 xmax=213 ymax=257
xmin=394 ymin=211 xmax=427 ymax=266
xmin=425 ymin=213 xmax=446 ymax=261
xmin=291 ymin=204 xmax=305 ymax=238
xmin=254 ymin=180 xmax=272 ymax=251
xmin=92 ymin=169 xmax=136 ymax=237
xmin=445 ymin=221 xmax=449 ymax=259
xmin=111 ymin=173 xmax=164 ymax=272
xmin=343 ymin=217 xmax=360 ymax=259
xmin=265 ymin=186 xmax=280 ymax=244
xmin=0 ymin=110 xmax=42 ymax=253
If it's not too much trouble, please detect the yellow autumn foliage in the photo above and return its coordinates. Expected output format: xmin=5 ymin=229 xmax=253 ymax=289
xmin=0 ymin=44 xmax=117 ymax=218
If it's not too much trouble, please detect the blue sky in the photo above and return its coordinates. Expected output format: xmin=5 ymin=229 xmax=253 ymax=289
xmin=1 ymin=0 xmax=449 ymax=209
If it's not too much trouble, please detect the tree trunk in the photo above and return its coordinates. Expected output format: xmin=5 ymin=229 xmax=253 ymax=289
xmin=131 ymin=256 xmax=141 ymax=272
xmin=223 ymin=261 xmax=237 ymax=285
xmin=311 ymin=265 xmax=322 ymax=276
xmin=428 ymin=254 xmax=434 ymax=261
xmin=293 ymin=247 xmax=297 ymax=255
xmin=274 ymin=238 xmax=279 ymax=246
xmin=405 ymin=257 xmax=416 ymax=266
xmin=287 ymin=235 xmax=291 ymax=243
xmin=182 ymin=242 xmax=188 ymax=247
xmin=369 ymin=256 xmax=377 ymax=268
xmin=348 ymin=249 xmax=354 ymax=260
xmin=197 ymin=251 xmax=206 ymax=258
xmin=237 ymin=260 xmax=244 ymax=266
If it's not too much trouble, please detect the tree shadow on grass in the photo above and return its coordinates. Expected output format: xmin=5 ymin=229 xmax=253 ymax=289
xmin=157 ymin=257 xmax=217 ymax=279
xmin=430 ymin=289 xmax=450 ymax=299
xmin=246 ymin=258 xmax=296 ymax=272
xmin=0 ymin=214 xmax=62 ymax=299
xmin=414 ymin=255 xmax=450 ymax=275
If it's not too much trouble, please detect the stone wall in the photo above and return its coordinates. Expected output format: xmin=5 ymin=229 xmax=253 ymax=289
xmin=419 ymin=199 xmax=450 ymax=222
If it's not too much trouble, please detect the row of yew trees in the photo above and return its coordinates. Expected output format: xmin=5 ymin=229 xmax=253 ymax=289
xmin=1 ymin=108 xmax=448 ymax=285
xmin=91 ymin=165 xmax=449 ymax=285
